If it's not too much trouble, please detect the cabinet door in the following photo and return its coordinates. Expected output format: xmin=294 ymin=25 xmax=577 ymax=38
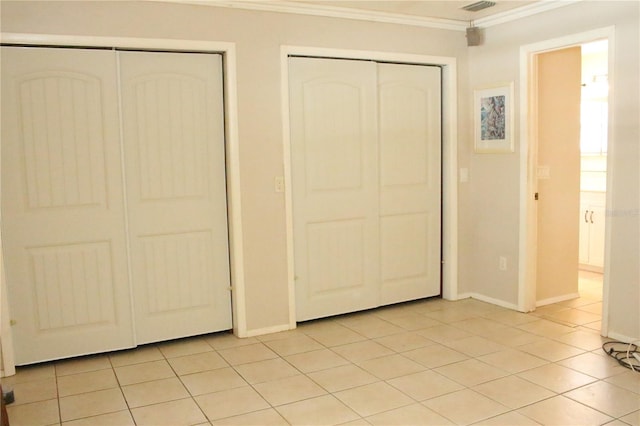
xmin=119 ymin=51 xmax=232 ymax=344
xmin=588 ymin=203 xmax=606 ymax=268
xmin=1 ymin=47 xmax=134 ymax=363
xmin=579 ymin=201 xmax=591 ymax=265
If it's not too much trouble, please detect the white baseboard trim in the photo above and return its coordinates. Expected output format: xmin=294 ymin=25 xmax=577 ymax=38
xmin=536 ymin=292 xmax=580 ymax=307
xmin=606 ymin=331 xmax=640 ymax=344
xmin=457 ymin=292 xmax=520 ymax=311
xmin=242 ymin=323 xmax=295 ymax=338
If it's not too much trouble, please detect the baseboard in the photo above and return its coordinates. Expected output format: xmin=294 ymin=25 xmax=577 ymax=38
xmin=536 ymin=292 xmax=580 ymax=307
xmin=606 ymin=331 xmax=640 ymax=344
xmin=243 ymin=323 xmax=295 ymax=338
xmin=457 ymin=292 xmax=520 ymax=311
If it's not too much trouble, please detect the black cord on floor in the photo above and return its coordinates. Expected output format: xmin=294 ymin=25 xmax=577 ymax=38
xmin=602 ymin=341 xmax=640 ymax=372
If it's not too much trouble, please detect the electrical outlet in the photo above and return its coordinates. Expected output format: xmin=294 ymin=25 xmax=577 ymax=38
xmin=275 ymin=176 xmax=285 ymax=193
xmin=499 ymin=256 xmax=507 ymax=271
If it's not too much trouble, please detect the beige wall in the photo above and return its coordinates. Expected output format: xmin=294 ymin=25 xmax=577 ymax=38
xmin=465 ymin=1 xmax=639 ymax=340
xmin=1 ymin=1 xmax=638 ymax=342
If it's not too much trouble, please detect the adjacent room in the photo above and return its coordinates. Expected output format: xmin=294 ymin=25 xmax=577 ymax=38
xmin=0 ymin=1 xmax=638 ymax=425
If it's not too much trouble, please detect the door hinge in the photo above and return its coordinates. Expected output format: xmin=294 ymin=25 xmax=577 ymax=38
xmin=534 ymin=192 xmax=539 ymax=200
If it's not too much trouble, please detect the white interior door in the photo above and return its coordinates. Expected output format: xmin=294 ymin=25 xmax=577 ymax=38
xmin=378 ymin=63 xmax=442 ymax=304
xmin=289 ymin=57 xmax=442 ymax=322
xmin=119 ymin=51 xmax=232 ymax=344
xmin=1 ymin=47 xmax=135 ymax=363
xmin=289 ymin=57 xmax=380 ymax=321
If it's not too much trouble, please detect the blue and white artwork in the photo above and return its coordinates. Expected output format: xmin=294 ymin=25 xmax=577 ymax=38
xmin=480 ymin=95 xmax=506 ymax=140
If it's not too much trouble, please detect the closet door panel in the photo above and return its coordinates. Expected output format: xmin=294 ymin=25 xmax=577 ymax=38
xmin=119 ymin=51 xmax=231 ymax=343
xmin=1 ymin=47 xmax=134 ymax=364
xmin=289 ymin=57 xmax=380 ymax=321
xmin=378 ymin=63 xmax=442 ymax=304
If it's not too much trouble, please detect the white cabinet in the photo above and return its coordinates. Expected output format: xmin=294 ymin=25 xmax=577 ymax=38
xmin=579 ymin=191 xmax=606 ymax=270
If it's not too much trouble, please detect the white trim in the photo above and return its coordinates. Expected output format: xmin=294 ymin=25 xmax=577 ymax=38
xmin=149 ymin=0 xmax=580 ymax=31
xmin=0 ymin=33 xmax=249 ymax=343
xmin=281 ymin=46 xmax=458 ymax=328
xmin=536 ymin=292 xmax=581 ymax=307
xmin=606 ymin=333 xmax=640 ymax=345
xmin=457 ymin=292 xmax=520 ymax=311
xmin=518 ymin=26 xmax=615 ymax=331
xmin=243 ymin=323 xmax=292 ymax=338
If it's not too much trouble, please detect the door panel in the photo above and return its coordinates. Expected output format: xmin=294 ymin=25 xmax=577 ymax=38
xmin=289 ymin=57 xmax=379 ymax=321
xmin=1 ymin=47 xmax=134 ymax=364
xmin=119 ymin=51 xmax=231 ymax=343
xmin=378 ymin=63 xmax=442 ymax=304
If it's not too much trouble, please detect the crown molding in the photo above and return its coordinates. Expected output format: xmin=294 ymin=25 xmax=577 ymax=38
xmin=148 ymin=0 xmax=581 ymax=31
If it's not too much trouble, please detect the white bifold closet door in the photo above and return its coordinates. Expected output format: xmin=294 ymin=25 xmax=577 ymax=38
xmin=1 ymin=46 xmax=231 ymax=364
xmin=289 ymin=57 xmax=441 ymax=322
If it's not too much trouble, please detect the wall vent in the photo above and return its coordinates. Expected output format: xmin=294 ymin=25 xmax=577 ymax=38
xmin=462 ymin=1 xmax=496 ymax=12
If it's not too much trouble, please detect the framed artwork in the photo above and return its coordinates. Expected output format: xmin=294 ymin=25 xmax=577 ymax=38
xmin=474 ymin=82 xmax=514 ymax=153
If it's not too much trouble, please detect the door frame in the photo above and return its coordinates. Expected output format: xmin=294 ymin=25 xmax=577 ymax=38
xmin=280 ymin=46 xmax=459 ymax=327
xmin=0 ymin=33 xmax=247 ymax=374
xmin=518 ymin=27 xmax=615 ymax=335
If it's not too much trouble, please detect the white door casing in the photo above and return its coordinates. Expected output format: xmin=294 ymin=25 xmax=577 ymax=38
xmin=1 ymin=47 xmax=135 ymax=363
xmin=289 ymin=57 xmax=442 ymax=321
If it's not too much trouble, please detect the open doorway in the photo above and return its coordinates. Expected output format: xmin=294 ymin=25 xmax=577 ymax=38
xmin=519 ymin=27 xmax=614 ymax=337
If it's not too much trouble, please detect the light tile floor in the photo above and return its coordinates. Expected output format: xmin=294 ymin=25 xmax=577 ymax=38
xmin=4 ymin=272 xmax=639 ymax=425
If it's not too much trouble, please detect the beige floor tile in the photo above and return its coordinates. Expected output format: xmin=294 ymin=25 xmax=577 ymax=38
xmin=303 ymin=325 xmax=368 ymax=347
xmin=477 ymin=349 xmax=548 ymax=374
xmin=387 ymin=370 xmax=464 ymax=401
xmin=157 ymin=338 xmax=214 ymax=359
xmin=181 ymin=367 xmax=247 ymax=396
xmin=114 ymin=359 xmax=175 ymax=386
xmin=528 ymin=304 xmax=568 ymax=317
xmin=307 ymin=364 xmax=378 ymax=393
xmin=558 ymin=352 xmax=628 ymax=379
xmin=59 ymin=388 xmax=127 ymax=422
xmin=366 ymin=403 xmax=454 ymax=425
xmin=218 ymin=343 xmax=279 ymax=365
xmin=256 ymin=329 xmax=307 ymax=343
xmin=544 ymin=308 xmax=601 ymax=326
xmin=620 ymin=410 xmax=640 ymax=426
xmin=483 ymin=328 xmax=545 ymax=347
xmin=374 ymin=331 xmax=434 ymax=352
xmin=557 ymin=296 xmax=601 ymax=308
xmin=3 ymin=364 xmax=55 ymax=386
xmin=402 ymin=344 xmax=468 ymax=368
xmin=518 ymin=338 xmax=584 ymax=362
xmin=332 ymin=340 xmax=394 ymax=362
xmin=6 ymin=399 xmax=59 ymax=426
xmin=552 ymin=329 xmax=610 ymax=351
xmin=582 ymin=320 xmax=602 ymax=331
xmin=576 ymin=302 xmax=603 ymax=314
xmin=450 ymin=318 xmax=508 ymax=337
xmin=334 ymin=381 xmax=414 ymax=417
xmin=263 ymin=334 xmax=324 ymax=356
xmin=109 ymin=346 xmax=164 ymax=367
xmin=482 ymin=310 xmax=539 ymax=326
xmin=472 ymin=411 xmax=542 ymax=425
xmin=356 ymin=353 xmax=425 ymax=380
xmin=168 ymin=351 xmax=228 ymax=376
xmin=234 ymin=357 xmax=300 ymax=384
xmin=605 ymin=370 xmax=640 ymax=394
xmin=337 ymin=316 xmax=404 ymax=339
xmin=517 ymin=395 xmax=613 ymax=425
xmin=254 ymin=374 xmax=326 ymax=406
xmin=276 ymin=394 xmax=360 ymax=425
xmin=565 ymin=381 xmax=640 ymax=418
xmin=434 ymin=359 xmax=508 ymax=386
xmin=443 ymin=335 xmax=507 ymax=357
xmin=423 ymin=307 xmax=478 ymax=323
xmin=204 ymin=332 xmax=260 ymax=350
xmin=195 ymin=386 xmax=270 ymax=420
xmin=284 ymin=348 xmax=349 ymax=373
xmin=516 ymin=363 xmax=597 ymax=393
xmin=122 ymin=377 xmax=189 ymax=408
xmin=131 ymin=397 xmax=207 ymax=426
xmin=381 ymin=314 xmax=442 ymax=331
xmin=516 ymin=318 xmax=575 ymax=337
xmin=416 ymin=324 xmax=474 ymax=343
xmin=9 ymin=377 xmax=57 ymax=405
xmin=423 ymin=389 xmax=509 ymax=425
xmin=473 ymin=376 xmax=554 ymax=409
xmin=57 ymin=369 xmax=118 ymax=397
xmin=55 ymin=355 xmax=112 ymax=376
xmin=62 ymin=410 xmax=135 ymax=426
xmin=215 ymin=408 xmax=289 ymax=425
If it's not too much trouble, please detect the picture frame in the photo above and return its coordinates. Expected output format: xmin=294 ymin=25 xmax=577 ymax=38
xmin=473 ymin=82 xmax=514 ymax=153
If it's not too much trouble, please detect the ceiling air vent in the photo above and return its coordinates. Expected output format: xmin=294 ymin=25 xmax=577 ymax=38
xmin=462 ymin=1 xmax=496 ymax=12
